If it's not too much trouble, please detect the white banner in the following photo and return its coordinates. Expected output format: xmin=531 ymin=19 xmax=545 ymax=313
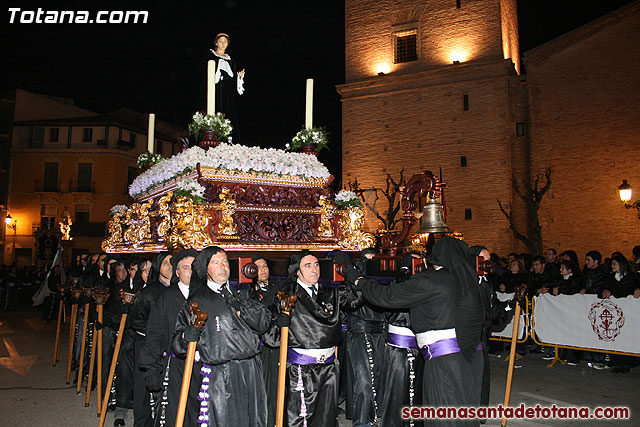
xmin=534 ymin=293 xmax=640 ymax=354
xmin=490 ymin=292 xmax=526 ymax=339
xmin=32 ymin=246 xmax=66 ymax=306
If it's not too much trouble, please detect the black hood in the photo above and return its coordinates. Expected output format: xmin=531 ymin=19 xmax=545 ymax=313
xmin=190 ymin=246 xmax=226 ymax=297
xmin=170 ymin=249 xmax=199 ymax=287
xmin=148 ymin=252 xmax=171 ymax=286
xmin=429 ymin=236 xmax=483 ymax=356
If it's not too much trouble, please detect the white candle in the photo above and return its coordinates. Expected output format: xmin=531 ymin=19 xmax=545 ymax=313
xmin=305 ymin=78 xmax=313 ymax=129
xmin=147 ymin=113 xmax=155 ymax=153
xmin=207 ymin=60 xmax=216 ymax=115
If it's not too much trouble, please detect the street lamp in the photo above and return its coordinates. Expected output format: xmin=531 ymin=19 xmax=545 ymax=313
xmin=5 ymin=214 xmax=17 ymax=263
xmin=618 ymin=180 xmax=640 ymax=219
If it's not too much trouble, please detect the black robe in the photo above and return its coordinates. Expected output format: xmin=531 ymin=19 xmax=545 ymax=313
xmin=250 ymin=280 xmax=281 ymax=427
xmin=131 ymin=279 xmax=168 ymax=427
xmin=113 ymin=276 xmax=138 ymax=410
xmin=380 ymin=310 xmax=424 ymax=427
xmin=360 ymin=268 xmax=483 ymax=427
xmin=478 ymin=276 xmax=513 ymax=408
xmin=263 ymin=279 xmax=360 ymax=427
xmin=172 ymin=282 xmax=271 ymax=427
xmin=210 ymin=51 xmax=243 ymax=143
xmin=141 ymin=282 xmax=199 ymax=427
xmin=342 ymin=301 xmax=386 ymax=425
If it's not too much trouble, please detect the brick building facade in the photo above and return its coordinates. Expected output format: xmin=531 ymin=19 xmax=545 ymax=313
xmin=338 ymin=0 xmax=640 ymax=258
xmin=2 ymin=89 xmax=182 ymax=266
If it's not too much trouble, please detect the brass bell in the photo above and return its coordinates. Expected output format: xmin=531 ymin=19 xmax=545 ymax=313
xmin=416 ymin=198 xmax=450 ymax=234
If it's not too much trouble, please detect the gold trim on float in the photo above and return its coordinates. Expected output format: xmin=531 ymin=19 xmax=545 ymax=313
xmin=105 ymin=242 xmax=344 ymax=253
xmin=225 ymin=206 xmax=321 ymax=214
xmin=198 ymin=167 xmax=330 ymax=188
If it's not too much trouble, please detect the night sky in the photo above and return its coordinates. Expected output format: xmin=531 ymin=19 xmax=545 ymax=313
xmin=3 ymin=0 xmax=635 ymax=182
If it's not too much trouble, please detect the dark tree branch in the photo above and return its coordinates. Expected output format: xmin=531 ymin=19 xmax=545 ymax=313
xmin=349 ymin=168 xmax=406 ymax=230
xmin=497 ymin=199 xmax=532 ymax=250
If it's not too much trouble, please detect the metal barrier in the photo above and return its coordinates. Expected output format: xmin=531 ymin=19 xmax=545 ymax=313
xmin=488 ymin=297 xmax=530 ymax=345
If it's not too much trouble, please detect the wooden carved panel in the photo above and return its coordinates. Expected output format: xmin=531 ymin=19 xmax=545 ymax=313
xmin=235 ymin=212 xmax=319 ymax=243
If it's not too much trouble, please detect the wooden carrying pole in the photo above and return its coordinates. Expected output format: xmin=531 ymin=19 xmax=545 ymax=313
xmin=52 ymin=294 xmax=65 ymax=366
xmin=96 ymin=303 xmax=104 ymax=416
xmin=87 ymin=288 xmax=109 ymax=409
xmin=176 ymin=302 xmax=208 ymax=427
xmin=276 ymin=291 xmax=298 ymax=427
xmin=76 ymin=301 xmax=90 ymax=394
xmin=501 ymin=300 xmax=522 ymax=427
xmin=98 ymin=290 xmax=135 ymax=427
xmin=65 ymin=289 xmax=81 ymax=384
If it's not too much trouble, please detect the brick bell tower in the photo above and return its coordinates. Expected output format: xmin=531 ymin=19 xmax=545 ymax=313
xmin=337 ymin=0 xmax=526 ymax=254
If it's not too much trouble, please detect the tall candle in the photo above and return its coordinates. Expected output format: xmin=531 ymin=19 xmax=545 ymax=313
xmin=147 ymin=113 xmax=155 ymax=153
xmin=207 ymin=60 xmax=216 ymax=115
xmin=305 ymin=78 xmax=313 ymax=129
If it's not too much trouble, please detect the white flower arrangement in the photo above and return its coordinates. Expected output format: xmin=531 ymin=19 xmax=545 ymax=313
xmin=188 ymin=111 xmax=232 ymax=140
xmin=109 ymin=205 xmax=128 ymax=217
xmin=137 ymin=152 xmax=165 ymax=168
xmin=289 ymin=127 xmax=329 ymax=152
xmin=128 ymin=144 xmax=331 ymax=198
xmin=334 ymin=190 xmax=363 ymax=208
xmin=174 ymin=178 xmax=206 ymax=204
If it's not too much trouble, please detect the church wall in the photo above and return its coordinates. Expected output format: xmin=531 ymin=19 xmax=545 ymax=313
xmin=499 ymin=0 xmax=520 ymax=74
xmin=524 ymin=4 xmax=640 ymax=259
xmin=345 ymin=0 xmax=505 ymax=82
xmin=342 ymin=0 xmax=524 ymax=255
xmin=341 ymin=70 xmax=517 ymax=255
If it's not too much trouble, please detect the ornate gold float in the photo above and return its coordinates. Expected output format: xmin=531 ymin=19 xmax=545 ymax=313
xmin=103 ymin=163 xmax=373 ymax=253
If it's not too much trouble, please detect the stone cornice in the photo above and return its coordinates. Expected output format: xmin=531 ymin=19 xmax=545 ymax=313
xmin=336 ymin=59 xmax=516 ymax=100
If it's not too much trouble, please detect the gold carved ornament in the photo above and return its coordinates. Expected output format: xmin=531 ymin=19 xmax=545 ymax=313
xmin=123 ymin=203 xmax=141 ymax=243
xmin=166 ymin=195 xmax=213 ymax=250
xmin=101 ymin=210 xmax=126 ymax=252
xmin=155 ymin=191 xmax=173 ymax=238
xmin=136 ymin=199 xmax=154 ymax=245
xmin=338 ymin=206 xmax=374 ymax=250
xmin=318 ymin=195 xmax=335 ymax=237
xmin=217 ymin=187 xmax=237 ymax=236
xmin=121 ymin=200 xmax=153 ymax=247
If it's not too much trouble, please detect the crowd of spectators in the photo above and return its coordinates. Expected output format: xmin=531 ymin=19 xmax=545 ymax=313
xmin=486 ymin=246 xmax=640 ymax=299
xmin=484 ymin=245 xmax=640 ymax=373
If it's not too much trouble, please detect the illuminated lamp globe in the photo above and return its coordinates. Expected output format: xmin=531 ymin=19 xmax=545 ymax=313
xmin=618 ymin=180 xmax=632 ymax=203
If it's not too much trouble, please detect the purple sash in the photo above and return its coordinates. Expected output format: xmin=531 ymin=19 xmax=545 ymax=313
xmin=420 ymin=338 xmax=482 ymax=361
xmin=287 ymin=348 xmax=335 ymax=365
xmin=387 ymin=332 xmax=419 ymax=350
